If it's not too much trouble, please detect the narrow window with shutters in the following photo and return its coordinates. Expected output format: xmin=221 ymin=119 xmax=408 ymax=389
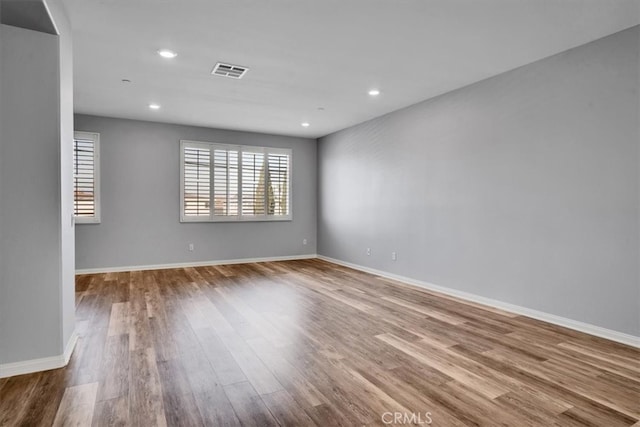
xmin=267 ymin=152 xmax=289 ymax=216
xmin=183 ymin=145 xmax=211 ymax=217
xmin=213 ymin=149 xmax=239 ymax=216
xmin=241 ymin=151 xmax=265 ymax=216
xmin=180 ymin=140 xmax=291 ymax=222
xmin=73 ymin=131 xmax=101 ymax=223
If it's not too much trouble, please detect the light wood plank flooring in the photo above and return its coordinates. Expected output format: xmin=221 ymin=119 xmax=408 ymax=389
xmin=1 ymin=259 xmax=638 ymax=426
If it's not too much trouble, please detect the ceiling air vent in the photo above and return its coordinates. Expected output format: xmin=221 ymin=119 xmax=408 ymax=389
xmin=211 ymin=62 xmax=249 ymax=79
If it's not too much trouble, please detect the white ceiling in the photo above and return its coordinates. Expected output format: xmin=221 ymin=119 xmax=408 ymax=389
xmin=63 ymin=0 xmax=639 ymax=139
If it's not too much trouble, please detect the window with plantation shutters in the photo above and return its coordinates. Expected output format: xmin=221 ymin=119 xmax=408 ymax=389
xmin=180 ymin=140 xmax=291 ymax=222
xmin=73 ymin=131 xmax=101 ymax=223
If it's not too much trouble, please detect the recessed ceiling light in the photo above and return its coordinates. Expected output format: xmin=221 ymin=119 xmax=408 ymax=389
xmin=368 ymin=89 xmax=380 ymax=96
xmin=301 ymin=122 xmax=310 ymax=127
xmin=149 ymin=103 xmax=161 ymax=110
xmin=157 ymin=49 xmax=177 ymax=59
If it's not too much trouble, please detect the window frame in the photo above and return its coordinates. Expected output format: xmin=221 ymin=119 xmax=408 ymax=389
xmin=180 ymin=140 xmax=292 ymax=223
xmin=73 ymin=131 xmax=101 ymax=224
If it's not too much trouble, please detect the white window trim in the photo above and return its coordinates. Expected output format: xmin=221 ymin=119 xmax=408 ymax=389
xmin=180 ymin=140 xmax=292 ymax=223
xmin=74 ymin=131 xmax=101 ymax=224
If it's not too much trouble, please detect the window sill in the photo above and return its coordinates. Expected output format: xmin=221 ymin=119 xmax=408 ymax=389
xmin=75 ymin=218 xmax=101 ymax=225
xmin=180 ymin=216 xmax=292 ymax=223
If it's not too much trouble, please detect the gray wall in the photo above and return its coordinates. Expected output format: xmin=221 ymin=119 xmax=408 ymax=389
xmin=318 ymin=26 xmax=639 ymax=336
xmin=74 ymin=115 xmax=317 ymax=270
xmin=0 ymin=0 xmax=76 ymax=369
xmin=0 ymin=7 xmax=5 ymax=367
xmin=47 ymin=0 xmax=76 ymax=354
xmin=0 ymin=24 xmax=64 ymax=364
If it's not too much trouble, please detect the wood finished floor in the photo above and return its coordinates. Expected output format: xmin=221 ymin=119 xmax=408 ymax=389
xmin=1 ymin=259 xmax=639 ymax=426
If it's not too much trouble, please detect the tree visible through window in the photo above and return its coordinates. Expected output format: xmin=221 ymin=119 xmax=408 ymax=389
xmin=181 ymin=140 xmax=291 ymax=222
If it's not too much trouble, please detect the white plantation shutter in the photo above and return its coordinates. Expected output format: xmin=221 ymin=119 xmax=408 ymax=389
xmin=267 ymin=151 xmax=289 ymax=216
xmin=180 ymin=140 xmax=291 ymax=222
xmin=73 ymin=131 xmax=100 ymax=223
xmin=241 ymin=151 xmax=266 ymax=216
xmin=183 ymin=145 xmax=211 ymax=217
xmin=213 ymin=149 xmax=239 ymax=216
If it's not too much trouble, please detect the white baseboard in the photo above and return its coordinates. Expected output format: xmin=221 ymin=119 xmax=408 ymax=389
xmin=75 ymin=254 xmax=318 ymax=274
xmin=318 ymin=255 xmax=640 ymax=348
xmin=0 ymin=330 xmax=78 ymax=379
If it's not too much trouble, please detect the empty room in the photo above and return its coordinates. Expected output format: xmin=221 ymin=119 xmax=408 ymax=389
xmin=0 ymin=0 xmax=639 ymax=426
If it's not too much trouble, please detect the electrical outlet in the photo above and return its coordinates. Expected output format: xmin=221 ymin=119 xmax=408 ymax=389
xmin=188 ymin=243 xmax=194 ymax=252
xmin=303 ymin=238 xmax=308 ymax=245
xmin=366 ymin=247 xmax=371 ymax=256
xmin=391 ymin=251 xmax=397 ymax=261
